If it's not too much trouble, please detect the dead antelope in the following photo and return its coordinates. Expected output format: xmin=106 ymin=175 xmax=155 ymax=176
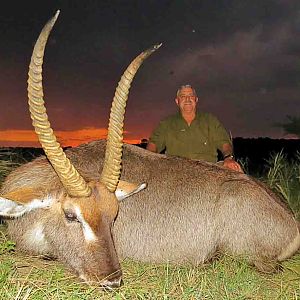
xmin=1 ymin=11 xmax=300 ymax=289
xmin=0 ymin=10 xmax=158 ymax=288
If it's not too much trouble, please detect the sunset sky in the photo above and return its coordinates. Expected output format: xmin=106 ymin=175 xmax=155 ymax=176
xmin=1 ymin=0 xmax=300 ymax=147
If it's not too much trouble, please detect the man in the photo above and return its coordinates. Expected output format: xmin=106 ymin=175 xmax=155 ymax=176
xmin=146 ymin=85 xmax=243 ymax=172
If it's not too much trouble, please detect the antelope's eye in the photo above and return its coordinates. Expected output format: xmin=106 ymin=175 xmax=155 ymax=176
xmin=64 ymin=210 xmax=79 ymax=223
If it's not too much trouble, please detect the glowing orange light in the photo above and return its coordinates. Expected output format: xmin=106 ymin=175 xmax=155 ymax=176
xmin=0 ymin=128 xmax=143 ymax=147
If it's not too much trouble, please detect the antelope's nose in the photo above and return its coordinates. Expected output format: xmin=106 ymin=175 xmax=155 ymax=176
xmin=100 ymin=277 xmax=123 ymax=290
xmin=100 ymin=269 xmax=123 ymax=289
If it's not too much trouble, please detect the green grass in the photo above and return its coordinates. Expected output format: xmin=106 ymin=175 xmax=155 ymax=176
xmin=0 ymin=149 xmax=21 ymax=183
xmin=264 ymin=151 xmax=300 ymax=219
xmin=0 ymin=151 xmax=300 ymax=299
xmin=0 ymin=226 xmax=300 ymax=299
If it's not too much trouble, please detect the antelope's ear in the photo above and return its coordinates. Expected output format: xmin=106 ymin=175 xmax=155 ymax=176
xmin=0 ymin=196 xmax=53 ymax=218
xmin=115 ymin=180 xmax=147 ymax=201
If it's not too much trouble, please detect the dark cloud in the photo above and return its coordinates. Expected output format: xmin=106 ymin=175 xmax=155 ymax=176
xmin=0 ymin=0 xmax=300 ymax=145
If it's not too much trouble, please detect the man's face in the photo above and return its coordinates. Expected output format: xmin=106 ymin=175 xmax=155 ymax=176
xmin=175 ymin=86 xmax=198 ymax=114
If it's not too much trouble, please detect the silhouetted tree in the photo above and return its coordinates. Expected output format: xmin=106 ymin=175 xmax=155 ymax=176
xmin=276 ymin=115 xmax=300 ymax=137
xmin=139 ymin=138 xmax=148 ymax=149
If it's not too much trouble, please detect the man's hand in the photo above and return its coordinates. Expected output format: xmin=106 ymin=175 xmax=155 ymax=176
xmin=223 ymin=157 xmax=244 ymax=173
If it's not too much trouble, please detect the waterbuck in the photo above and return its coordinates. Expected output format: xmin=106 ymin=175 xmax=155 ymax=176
xmin=1 ymin=11 xmax=300 ymax=289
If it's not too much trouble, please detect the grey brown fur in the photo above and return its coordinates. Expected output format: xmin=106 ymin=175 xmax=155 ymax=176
xmin=2 ymin=140 xmax=300 ymax=275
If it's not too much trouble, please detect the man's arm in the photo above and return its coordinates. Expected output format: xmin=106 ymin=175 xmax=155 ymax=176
xmin=221 ymin=143 xmax=243 ymax=173
xmin=221 ymin=143 xmax=234 ymax=158
xmin=207 ymin=114 xmax=243 ymax=173
xmin=146 ymin=142 xmax=157 ymax=153
xmin=147 ymin=119 xmax=167 ymax=154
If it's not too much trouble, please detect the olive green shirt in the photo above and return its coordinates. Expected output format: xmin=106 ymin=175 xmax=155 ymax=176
xmin=149 ymin=112 xmax=231 ymax=162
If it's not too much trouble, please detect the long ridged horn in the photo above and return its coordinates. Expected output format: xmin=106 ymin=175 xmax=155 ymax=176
xmin=27 ymin=10 xmax=91 ymax=197
xmin=100 ymin=44 xmax=162 ymax=192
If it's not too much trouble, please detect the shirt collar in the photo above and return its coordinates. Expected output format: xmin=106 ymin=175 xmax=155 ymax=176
xmin=176 ymin=111 xmax=201 ymax=121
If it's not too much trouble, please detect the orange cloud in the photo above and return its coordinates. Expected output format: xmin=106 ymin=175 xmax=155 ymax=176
xmin=56 ymin=127 xmax=108 ymax=147
xmin=0 ymin=128 xmax=142 ymax=147
xmin=0 ymin=130 xmax=38 ymax=144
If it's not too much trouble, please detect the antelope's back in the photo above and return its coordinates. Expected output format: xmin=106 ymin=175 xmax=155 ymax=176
xmin=0 ymin=141 xmax=107 ymax=195
xmin=115 ymin=143 xmax=299 ymax=264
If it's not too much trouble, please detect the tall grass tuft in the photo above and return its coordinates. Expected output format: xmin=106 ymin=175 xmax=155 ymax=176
xmin=265 ymin=150 xmax=300 ymax=219
xmin=237 ymin=157 xmax=250 ymax=175
xmin=0 ymin=149 xmax=22 ymax=184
